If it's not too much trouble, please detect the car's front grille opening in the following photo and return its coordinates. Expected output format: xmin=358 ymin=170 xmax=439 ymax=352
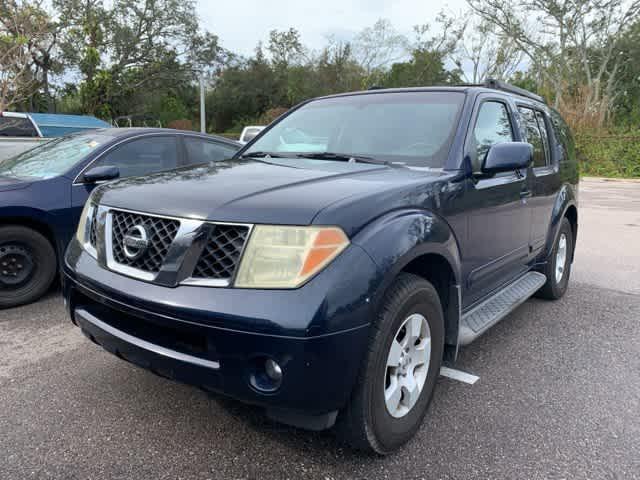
xmin=75 ymin=290 xmax=212 ymax=359
xmin=89 ymin=207 xmax=98 ymax=248
xmin=111 ymin=210 xmax=180 ymax=273
xmin=192 ymin=224 xmax=249 ymax=280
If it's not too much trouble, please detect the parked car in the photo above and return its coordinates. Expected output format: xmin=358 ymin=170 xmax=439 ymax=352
xmin=0 ymin=112 xmax=111 ymax=161
xmin=0 ymin=128 xmax=240 ymax=308
xmin=63 ymin=81 xmax=579 ymax=454
xmin=238 ymin=125 xmax=265 ymax=144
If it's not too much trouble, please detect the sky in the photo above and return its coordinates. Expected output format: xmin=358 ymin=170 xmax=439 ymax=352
xmin=195 ymin=0 xmax=469 ymax=58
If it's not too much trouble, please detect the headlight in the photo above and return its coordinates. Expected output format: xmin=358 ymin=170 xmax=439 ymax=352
xmin=75 ymin=199 xmax=93 ymax=245
xmin=234 ymin=225 xmax=349 ymax=288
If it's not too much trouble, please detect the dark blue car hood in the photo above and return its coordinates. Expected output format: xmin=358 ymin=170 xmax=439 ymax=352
xmin=94 ymin=159 xmax=449 ymax=231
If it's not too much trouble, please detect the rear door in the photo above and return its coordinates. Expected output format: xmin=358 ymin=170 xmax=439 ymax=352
xmin=516 ymin=106 xmax=560 ymax=254
xmin=463 ymin=95 xmax=532 ymax=306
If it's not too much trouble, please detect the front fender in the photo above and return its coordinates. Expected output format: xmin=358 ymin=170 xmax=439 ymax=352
xmin=352 ymin=209 xmax=462 ymax=307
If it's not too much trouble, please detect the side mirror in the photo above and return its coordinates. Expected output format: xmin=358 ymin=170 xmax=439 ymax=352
xmin=82 ymin=165 xmax=120 ymax=183
xmin=482 ymin=142 xmax=533 ymax=175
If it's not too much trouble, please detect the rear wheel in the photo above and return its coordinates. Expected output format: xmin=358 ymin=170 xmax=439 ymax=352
xmin=0 ymin=226 xmax=56 ymax=308
xmin=536 ymin=217 xmax=573 ymax=300
xmin=335 ymin=273 xmax=444 ymax=454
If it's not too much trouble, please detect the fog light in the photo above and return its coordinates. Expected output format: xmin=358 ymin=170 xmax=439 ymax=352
xmin=249 ymin=356 xmax=283 ymax=393
xmin=265 ymin=358 xmax=283 ymax=382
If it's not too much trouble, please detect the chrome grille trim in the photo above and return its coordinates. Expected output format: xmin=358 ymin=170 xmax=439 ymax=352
xmin=99 ymin=205 xmax=253 ymax=286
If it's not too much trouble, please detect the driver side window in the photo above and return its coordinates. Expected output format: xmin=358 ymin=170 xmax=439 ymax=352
xmin=472 ymin=101 xmax=514 ymax=170
xmin=93 ymin=136 xmax=178 ymax=178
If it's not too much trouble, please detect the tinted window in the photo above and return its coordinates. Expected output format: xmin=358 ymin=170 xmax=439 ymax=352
xmin=0 ymin=117 xmax=38 ymax=137
xmin=550 ymin=109 xmax=575 ymax=162
xmin=0 ymin=133 xmax=108 ymax=179
xmin=535 ymin=111 xmax=551 ymax=165
xmin=518 ymin=107 xmax=546 ymax=168
xmin=245 ymin=92 xmax=465 ymax=167
xmin=94 ymin=136 xmax=178 ymax=178
xmin=473 ymin=101 xmax=514 ymax=167
xmin=184 ymin=137 xmax=237 ymax=165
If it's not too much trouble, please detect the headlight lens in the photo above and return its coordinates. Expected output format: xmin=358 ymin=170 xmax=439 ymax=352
xmin=234 ymin=225 xmax=349 ymax=288
xmin=75 ymin=200 xmax=93 ymax=245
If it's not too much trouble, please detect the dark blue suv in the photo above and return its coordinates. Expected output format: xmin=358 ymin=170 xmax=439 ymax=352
xmin=63 ymin=82 xmax=579 ymax=454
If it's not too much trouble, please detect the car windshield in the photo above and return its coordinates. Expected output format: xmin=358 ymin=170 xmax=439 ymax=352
xmin=0 ymin=133 xmax=109 ymax=179
xmin=244 ymin=91 xmax=465 ymax=167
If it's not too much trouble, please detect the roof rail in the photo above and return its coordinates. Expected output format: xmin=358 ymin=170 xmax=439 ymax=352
xmin=484 ymin=78 xmax=544 ymax=103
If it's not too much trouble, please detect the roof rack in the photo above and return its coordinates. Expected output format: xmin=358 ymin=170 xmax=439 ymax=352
xmin=484 ymin=78 xmax=544 ymax=103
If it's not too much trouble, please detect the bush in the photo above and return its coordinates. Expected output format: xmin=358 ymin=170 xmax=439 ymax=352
xmin=576 ymin=131 xmax=640 ymax=178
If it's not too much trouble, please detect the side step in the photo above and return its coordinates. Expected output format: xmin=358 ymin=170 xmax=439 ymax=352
xmin=458 ymin=271 xmax=546 ymax=345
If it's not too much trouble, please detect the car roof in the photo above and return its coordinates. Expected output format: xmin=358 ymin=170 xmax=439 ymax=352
xmin=315 ymin=85 xmax=547 ymax=107
xmin=87 ymin=128 xmax=241 ymax=145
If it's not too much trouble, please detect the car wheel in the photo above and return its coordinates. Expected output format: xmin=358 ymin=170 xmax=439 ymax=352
xmin=0 ymin=226 xmax=57 ymax=308
xmin=536 ymin=217 xmax=573 ymax=300
xmin=335 ymin=273 xmax=444 ymax=454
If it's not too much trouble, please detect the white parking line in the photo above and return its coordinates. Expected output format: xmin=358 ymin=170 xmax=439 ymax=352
xmin=439 ymin=366 xmax=479 ymax=385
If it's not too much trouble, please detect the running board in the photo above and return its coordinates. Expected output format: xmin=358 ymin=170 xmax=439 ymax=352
xmin=458 ymin=272 xmax=546 ymax=345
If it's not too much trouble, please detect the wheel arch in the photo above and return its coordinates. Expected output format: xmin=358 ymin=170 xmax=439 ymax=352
xmin=0 ymin=214 xmax=58 ymax=262
xmin=353 ymin=209 xmax=463 ymax=350
xmin=564 ymin=204 xmax=578 ymax=261
xmin=543 ymin=183 xmax=578 ymax=262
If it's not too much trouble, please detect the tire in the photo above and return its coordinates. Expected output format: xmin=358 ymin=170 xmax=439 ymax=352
xmin=0 ymin=226 xmax=57 ymax=308
xmin=335 ymin=273 xmax=444 ymax=454
xmin=535 ymin=217 xmax=573 ymax=300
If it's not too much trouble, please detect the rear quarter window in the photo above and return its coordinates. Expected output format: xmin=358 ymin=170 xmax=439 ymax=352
xmin=550 ymin=110 xmax=576 ymax=163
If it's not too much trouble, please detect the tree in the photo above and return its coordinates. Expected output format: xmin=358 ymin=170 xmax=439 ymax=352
xmin=0 ymin=0 xmax=58 ymax=111
xmin=467 ymin=0 xmax=640 ymax=128
xmin=450 ymin=16 xmax=524 ymax=83
xmin=353 ymin=19 xmax=409 ymax=86
xmin=613 ymin=18 xmax=640 ymax=125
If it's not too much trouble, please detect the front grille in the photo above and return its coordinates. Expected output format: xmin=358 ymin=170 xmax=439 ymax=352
xmin=111 ymin=210 xmax=180 ymax=273
xmin=89 ymin=207 xmax=98 ymax=247
xmin=192 ymin=225 xmax=249 ymax=279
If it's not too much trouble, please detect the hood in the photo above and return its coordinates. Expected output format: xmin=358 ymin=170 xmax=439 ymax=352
xmin=0 ymin=176 xmax=31 ymax=192
xmin=95 ymin=158 xmax=448 ymax=230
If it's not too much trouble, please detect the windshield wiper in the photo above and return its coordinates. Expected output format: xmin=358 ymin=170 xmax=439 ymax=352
xmin=295 ymin=152 xmax=388 ymax=165
xmin=240 ymin=151 xmax=286 ymax=159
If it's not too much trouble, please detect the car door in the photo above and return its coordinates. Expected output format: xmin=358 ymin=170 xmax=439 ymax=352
xmin=181 ymin=136 xmax=239 ymax=166
xmin=462 ymin=96 xmax=532 ymax=306
xmin=70 ymin=135 xmax=181 ymax=234
xmin=517 ymin=106 xmax=561 ymax=254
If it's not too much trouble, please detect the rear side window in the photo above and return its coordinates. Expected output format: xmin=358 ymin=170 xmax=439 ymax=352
xmin=0 ymin=117 xmax=38 ymax=137
xmin=518 ymin=107 xmax=547 ymax=168
xmin=94 ymin=136 xmax=179 ymax=178
xmin=472 ymin=101 xmax=514 ymax=166
xmin=184 ymin=137 xmax=237 ymax=165
xmin=550 ymin=109 xmax=576 ymax=162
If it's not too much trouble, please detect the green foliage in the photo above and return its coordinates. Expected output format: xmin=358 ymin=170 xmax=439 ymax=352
xmin=576 ymin=131 xmax=640 ymax=178
xmin=157 ymin=96 xmax=189 ymax=126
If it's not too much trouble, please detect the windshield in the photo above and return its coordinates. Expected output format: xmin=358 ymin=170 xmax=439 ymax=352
xmin=0 ymin=133 xmax=109 ymax=179
xmin=244 ymin=91 xmax=465 ymax=167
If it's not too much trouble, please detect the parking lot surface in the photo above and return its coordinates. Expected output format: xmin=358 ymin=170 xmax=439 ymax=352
xmin=1 ymin=178 xmax=639 ymax=479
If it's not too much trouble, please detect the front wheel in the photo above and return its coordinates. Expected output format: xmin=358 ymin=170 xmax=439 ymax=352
xmin=335 ymin=273 xmax=444 ymax=454
xmin=536 ymin=217 xmax=573 ymax=300
xmin=0 ymin=226 xmax=57 ymax=308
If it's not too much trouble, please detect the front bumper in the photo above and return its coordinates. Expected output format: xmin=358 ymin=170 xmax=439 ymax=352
xmin=63 ymin=241 xmax=378 ymax=417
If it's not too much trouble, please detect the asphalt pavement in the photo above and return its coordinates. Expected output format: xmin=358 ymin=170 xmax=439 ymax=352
xmin=1 ymin=178 xmax=639 ymax=479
